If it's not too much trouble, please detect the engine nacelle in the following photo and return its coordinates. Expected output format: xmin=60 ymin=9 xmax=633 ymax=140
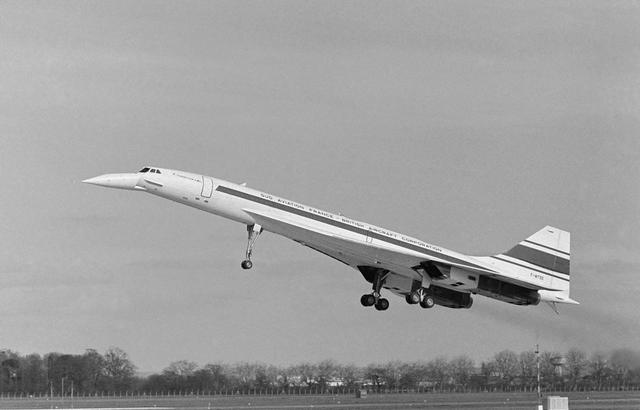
xmin=476 ymin=276 xmax=540 ymax=306
xmin=430 ymin=286 xmax=473 ymax=309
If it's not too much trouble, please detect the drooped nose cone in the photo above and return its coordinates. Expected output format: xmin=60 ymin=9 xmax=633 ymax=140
xmin=82 ymin=173 xmax=141 ymax=190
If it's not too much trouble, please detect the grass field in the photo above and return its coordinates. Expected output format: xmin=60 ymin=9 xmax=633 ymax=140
xmin=0 ymin=391 xmax=639 ymax=409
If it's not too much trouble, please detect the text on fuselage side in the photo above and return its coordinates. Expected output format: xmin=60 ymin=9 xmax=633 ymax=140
xmin=258 ymin=192 xmax=443 ymax=253
xmin=529 ymin=272 xmax=545 ymax=281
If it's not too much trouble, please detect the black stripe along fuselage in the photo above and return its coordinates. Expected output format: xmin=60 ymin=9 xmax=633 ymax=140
xmin=215 ymin=185 xmax=493 ymax=273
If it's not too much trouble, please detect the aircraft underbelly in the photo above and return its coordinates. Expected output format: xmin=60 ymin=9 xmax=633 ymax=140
xmin=243 ymin=207 xmax=423 ymax=281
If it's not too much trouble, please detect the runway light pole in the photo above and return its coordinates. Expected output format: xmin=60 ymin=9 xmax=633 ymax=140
xmin=536 ymin=344 xmax=542 ymax=410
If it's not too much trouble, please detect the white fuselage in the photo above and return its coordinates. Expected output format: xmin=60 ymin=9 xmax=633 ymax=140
xmin=83 ymin=166 xmax=576 ymax=308
xmin=141 ymin=168 xmax=493 ymax=276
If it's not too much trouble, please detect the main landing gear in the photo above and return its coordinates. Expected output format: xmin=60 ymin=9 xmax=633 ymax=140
xmin=241 ymin=224 xmax=263 ymax=270
xmin=405 ymin=288 xmax=435 ymax=309
xmin=420 ymin=292 xmax=435 ymax=309
xmin=360 ymin=269 xmax=390 ymax=311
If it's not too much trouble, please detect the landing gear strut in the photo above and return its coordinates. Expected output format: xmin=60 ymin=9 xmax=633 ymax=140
xmin=241 ymin=224 xmax=262 ymax=270
xmin=359 ymin=268 xmax=390 ymax=311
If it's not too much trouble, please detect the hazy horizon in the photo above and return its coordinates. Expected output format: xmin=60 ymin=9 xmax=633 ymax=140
xmin=5 ymin=345 xmax=640 ymax=375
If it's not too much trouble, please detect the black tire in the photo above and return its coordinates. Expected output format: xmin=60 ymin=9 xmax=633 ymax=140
xmin=406 ymin=293 xmax=420 ymax=304
xmin=420 ymin=295 xmax=435 ymax=309
xmin=360 ymin=294 xmax=375 ymax=307
xmin=375 ymin=298 xmax=389 ymax=311
xmin=241 ymin=260 xmax=253 ymax=270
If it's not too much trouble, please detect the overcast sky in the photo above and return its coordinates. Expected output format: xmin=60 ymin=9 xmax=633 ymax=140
xmin=1 ymin=1 xmax=639 ymax=372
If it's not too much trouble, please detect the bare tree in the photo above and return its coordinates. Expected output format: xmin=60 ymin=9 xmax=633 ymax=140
xmin=20 ymin=354 xmax=48 ymax=393
xmin=364 ymin=363 xmax=389 ymax=392
xmin=337 ymin=363 xmax=360 ymax=388
xmin=164 ymin=360 xmax=198 ymax=377
xmin=316 ymin=359 xmax=338 ymax=389
xmin=491 ymin=350 xmax=519 ymax=389
xmin=162 ymin=360 xmax=198 ymax=392
xmin=565 ymin=348 xmax=587 ymax=390
xmin=589 ymin=351 xmax=609 ymax=390
xmin=263 ymin=364 xmax=280 ymax=390
xmin=78 ymin=349 xmax=104 ymax=393
xmin=396 ymin=362 xmax=420 ymax=390
xmin=287 ymin=362 xmax=317 ymax=388
xmin=200 ymin=363 xmax=229 ymax=391
xmin=610 ymin=349 xmax=640 ymax=389
xmin=518 ymin=351 xmax=537 ymax=390
xmin=229 ymin=362 xmax=257 ymax=390
xmin=540 ymin=351 xmax=561 ymax=389
xmin=102 ymin=347 xmax=136 ymax=391
xmin=1 ymin=356 xmax=20 ymax=393
xmin=449 ymin=355 xmax=475 ymax=391
xmin=427 ymin=357 xmax=450 ymax=391
xmin=383 ymin=361 xmax=404 ymax=391
xmin=479 ymin=361 xmax=494 ymax=390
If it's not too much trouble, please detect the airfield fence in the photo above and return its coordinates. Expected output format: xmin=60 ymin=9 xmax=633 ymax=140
xmin=0 ymin=383 xmax=639 ymax=400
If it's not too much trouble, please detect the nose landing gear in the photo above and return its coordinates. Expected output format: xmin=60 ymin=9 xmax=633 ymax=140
xmin=360 ymin=268 xmax=390 ymax=311
xmin=374 ymin=297 xmax=390 ymax=311
xmin=241 ymin=224 xmax=263 ymax=270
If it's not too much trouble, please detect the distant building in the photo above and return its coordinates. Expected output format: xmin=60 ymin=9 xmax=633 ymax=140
xmin=327 ymin=378 xmax=345 ymax=387
xmin=551 ymin=357 xmax=566 ymax=378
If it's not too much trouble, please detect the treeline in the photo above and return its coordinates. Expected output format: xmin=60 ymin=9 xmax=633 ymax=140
xmin=0 ymin=347 xmax=135 ymax=395
xmin=1 ymin=347 xmax=639 ymax=396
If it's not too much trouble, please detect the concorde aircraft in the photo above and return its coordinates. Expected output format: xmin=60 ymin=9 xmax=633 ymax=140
xmin=83 ymin=167 xmax=578 ymax=311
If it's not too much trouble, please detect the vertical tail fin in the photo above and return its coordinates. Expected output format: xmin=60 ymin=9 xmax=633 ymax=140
xmin=500 ymin=226 xmax=577 ymax=305
xmin=503 ymin=226 xmax=570 ymax=276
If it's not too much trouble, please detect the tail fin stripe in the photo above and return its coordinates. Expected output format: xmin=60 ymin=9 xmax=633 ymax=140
xmin=492 ymin=256 xmax=570 ymax=282
xmin=503 ymin=245 xmax=570 ymax=275
xmin=523 ymin=239 xmax=570 ymax=256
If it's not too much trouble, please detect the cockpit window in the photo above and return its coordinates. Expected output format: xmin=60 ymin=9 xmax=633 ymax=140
xmin=139 ymin=167 xmax=150 ymax=173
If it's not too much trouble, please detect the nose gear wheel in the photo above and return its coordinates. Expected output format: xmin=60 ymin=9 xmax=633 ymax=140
xmin=360 ymin=294 xmax=376 ymax=307
xmin=241 ymin=224 xmax=263 ymax=269
xmin=374 ymin=298 xmax=389 ymax=311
